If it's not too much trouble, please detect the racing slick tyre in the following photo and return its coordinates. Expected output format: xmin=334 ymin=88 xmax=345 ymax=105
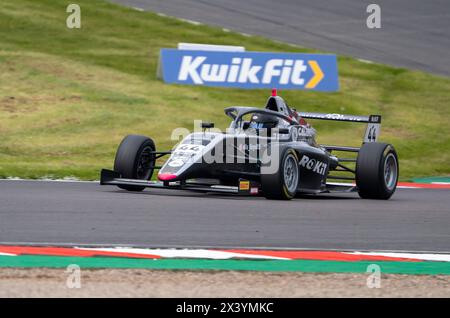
xmin=261 ymin=148 xmax=299 ymax=200
xmin=113 ymin=135 xmax=156 ymax=191
xmin=356 ymin=142 xmax=399 ymax=200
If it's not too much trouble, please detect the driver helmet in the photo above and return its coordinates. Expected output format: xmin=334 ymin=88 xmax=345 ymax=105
xmin=248 ymin=113 xmax=279 ymax=129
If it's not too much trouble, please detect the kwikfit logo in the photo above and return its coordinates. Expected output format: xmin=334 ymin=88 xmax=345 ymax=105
xmin=299 ymin=155 xmax=328 ymax=175
xmin=178 ymin=56 xmax=308 ymax=85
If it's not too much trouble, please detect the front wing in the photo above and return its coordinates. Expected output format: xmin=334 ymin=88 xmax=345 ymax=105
xmin=100 ymin=169 xmax=244 ymax=194
xmin=100 ymin=169 xmax=357 ymax=195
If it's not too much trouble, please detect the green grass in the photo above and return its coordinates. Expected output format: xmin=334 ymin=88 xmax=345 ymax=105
xmin=0 ymin=0 xmax=449 ymax=180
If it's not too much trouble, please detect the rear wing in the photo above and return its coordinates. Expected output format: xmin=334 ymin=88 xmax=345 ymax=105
xmin=298 ymin=112 xmax=382 ymax=143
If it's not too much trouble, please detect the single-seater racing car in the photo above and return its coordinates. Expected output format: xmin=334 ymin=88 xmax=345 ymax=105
xmin=101 ymin=91 xmax=398 ymax=200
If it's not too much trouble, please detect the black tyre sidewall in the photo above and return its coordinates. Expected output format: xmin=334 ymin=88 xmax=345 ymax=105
xmin=356 ymin=143 xmax=399 ymax=199
xmin=261 ymin=148 xmax=299 ymax=200
xmin=114 ymin=135 xmax=155 ymax=191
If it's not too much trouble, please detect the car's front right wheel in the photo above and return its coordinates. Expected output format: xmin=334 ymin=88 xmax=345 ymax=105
xmin=113 ymin=135 xmax=156 ymax=192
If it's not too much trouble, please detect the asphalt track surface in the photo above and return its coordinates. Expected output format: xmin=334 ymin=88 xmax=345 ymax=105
xmin=1 ymin=180 xmax=449 ymax=252
xmin=111 ymin=0 xmax=450 ymax=77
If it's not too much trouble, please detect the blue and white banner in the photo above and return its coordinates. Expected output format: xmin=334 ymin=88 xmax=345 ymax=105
xmin=159 ymin=49 xmax=339 ymax=91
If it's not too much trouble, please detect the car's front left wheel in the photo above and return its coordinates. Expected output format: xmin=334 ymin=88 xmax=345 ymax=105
xmin=356 ymin=142 xmax=398 ymax=199
xmin=113 ymin=135 xmax=156 ymax=191
xmin=261 ymin=148 xmax=299 ymax=200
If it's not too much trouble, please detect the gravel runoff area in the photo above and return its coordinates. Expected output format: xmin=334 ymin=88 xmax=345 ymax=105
xmin=0 ymin=268 xmax=449 ymax=297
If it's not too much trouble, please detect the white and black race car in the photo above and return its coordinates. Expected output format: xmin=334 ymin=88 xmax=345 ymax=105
xmin=101 ymin=91 xmax=398 ymax=200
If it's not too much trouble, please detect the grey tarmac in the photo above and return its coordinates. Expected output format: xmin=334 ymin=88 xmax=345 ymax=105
xmin=0 ymin=180 xmax=449 ymax=252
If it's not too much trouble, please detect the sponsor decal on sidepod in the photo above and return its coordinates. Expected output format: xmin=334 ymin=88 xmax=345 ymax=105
xmin=299 ymin=155 xmax=327 ymax=175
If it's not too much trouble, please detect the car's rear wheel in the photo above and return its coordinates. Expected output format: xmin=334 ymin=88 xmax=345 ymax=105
xmin=114 ymin=135 xmax=156 ymax=191
xmin=261 ymin=148 xmax=299 ymax=200
xmin=356 ymin=142 xmax=398 ymax=200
